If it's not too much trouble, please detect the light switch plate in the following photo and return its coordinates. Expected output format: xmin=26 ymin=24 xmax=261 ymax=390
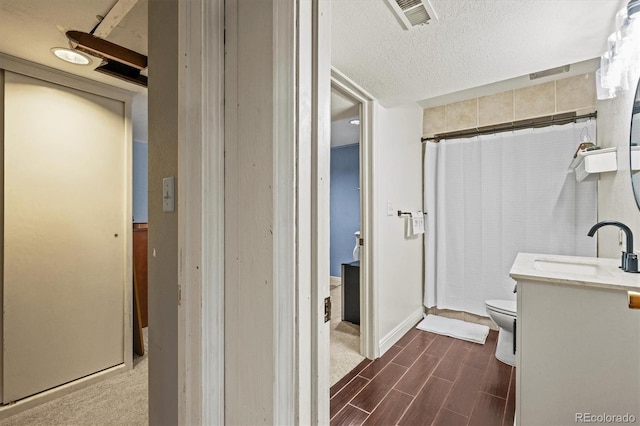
xmin=163 ymin=176 xmax=175 ymax=212
xmin=387 ymin=200 xmax=394 ymax=216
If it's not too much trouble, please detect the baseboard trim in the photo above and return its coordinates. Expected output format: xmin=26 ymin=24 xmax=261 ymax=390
xmin=329 ymin=276 xmax=341 ymax=288
xmin=378 ymin=308 xmax=424 ymax=356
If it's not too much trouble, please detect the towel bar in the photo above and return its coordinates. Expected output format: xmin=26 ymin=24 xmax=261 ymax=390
xmin=397 ymin=210 xmax=426 ymax=217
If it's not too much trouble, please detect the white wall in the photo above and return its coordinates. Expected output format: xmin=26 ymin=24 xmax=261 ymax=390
xmin=596 ymin=78 xmax=640 ymax=259
xmin=374 ymin=103 xmax=424 ymax=351
xmin=148 ymin=0 xmax=179 ymax=423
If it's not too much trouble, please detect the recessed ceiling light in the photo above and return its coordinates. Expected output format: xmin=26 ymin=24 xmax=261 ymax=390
xmin=349 ymin=119 xmax=360 ymax=125
xmin=51 ymin=47 xmax=92 ymax=65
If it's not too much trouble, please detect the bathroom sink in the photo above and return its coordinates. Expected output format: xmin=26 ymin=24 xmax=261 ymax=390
xmin=511 ymin=253 xmax=639 ymax=294
xmin=533 ymin=258 xmax=603 ymax=276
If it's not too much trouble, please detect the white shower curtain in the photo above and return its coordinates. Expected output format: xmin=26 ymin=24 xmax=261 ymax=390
xmin=424 ymin=122 xmax=597 ymax=316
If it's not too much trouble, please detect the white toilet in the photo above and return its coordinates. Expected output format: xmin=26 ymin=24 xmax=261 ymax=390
xmin=485 ymin=299 xmax=517 ymax=366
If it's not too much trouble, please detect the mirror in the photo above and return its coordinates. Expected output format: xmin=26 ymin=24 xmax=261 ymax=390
xmin=631 ymin=78 xmax=640 ymax=209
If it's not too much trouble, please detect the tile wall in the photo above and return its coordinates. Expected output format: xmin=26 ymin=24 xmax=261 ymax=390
xmin=422 ymin=73 xmax=597 ymax=137
xmin=425 ymin=307 xmax=498 ymax=330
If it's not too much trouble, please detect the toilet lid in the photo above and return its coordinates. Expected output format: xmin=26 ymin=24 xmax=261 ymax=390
xmin=486 ymin=299 xmax=517 ymax=315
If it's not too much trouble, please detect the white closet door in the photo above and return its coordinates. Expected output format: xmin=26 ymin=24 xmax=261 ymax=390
xmin=3 ymin=71 xmax=125 ymax=403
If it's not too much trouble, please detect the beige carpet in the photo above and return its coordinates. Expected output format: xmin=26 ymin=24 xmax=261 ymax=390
xmin=330 ymin=284 xmax=365 ymax=386
xmin=0 ymin=329 xmax=148 ymax=426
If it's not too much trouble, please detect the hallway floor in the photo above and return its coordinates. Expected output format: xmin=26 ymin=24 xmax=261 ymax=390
xmin=329 ymin=328 xmax=515 ymax=426
xmin=0 ymin=329 xmax=148 ymax=425
xmin=330 ymin=282 xmax=364 ymax=385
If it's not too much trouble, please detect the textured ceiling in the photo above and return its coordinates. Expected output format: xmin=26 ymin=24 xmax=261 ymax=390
xmin=0 ymin=0 xmax=148 ymax=93
xmin=332 ymin=0 xmax=623 ymax=107
xmin=0 ymin=0 xmax=625 ymax=106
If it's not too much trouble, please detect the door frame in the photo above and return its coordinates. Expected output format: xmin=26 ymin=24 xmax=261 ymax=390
xmin=175 ymin=0 xmax=225 ymax=424
xmin=330 ymin=69 xmax=378 ymax=359
xmin=175 ymin=0 xmax=329 ymax=423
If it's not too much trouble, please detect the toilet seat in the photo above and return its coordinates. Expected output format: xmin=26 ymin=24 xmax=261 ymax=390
xmin=485 ymin=299 xmax=517 ymax=316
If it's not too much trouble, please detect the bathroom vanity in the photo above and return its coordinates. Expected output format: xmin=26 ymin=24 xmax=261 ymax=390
xmin=510 ymin=253 xmax=640 ymax=425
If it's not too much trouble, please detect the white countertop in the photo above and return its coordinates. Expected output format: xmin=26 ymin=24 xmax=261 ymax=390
xmin=509 ymin=252 xmax=640 ymax=292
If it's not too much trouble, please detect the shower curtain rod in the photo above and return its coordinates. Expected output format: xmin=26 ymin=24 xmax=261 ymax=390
xmin=421 ymin=111 xmax=597 ymax=143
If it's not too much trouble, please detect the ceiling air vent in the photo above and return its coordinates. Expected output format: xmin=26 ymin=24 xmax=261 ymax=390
xmin=386 ymin=0 xmax=438 ymax=30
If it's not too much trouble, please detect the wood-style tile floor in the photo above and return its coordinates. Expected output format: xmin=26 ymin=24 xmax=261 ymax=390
xmin=329 ymin=327 xmax=515 ymax=426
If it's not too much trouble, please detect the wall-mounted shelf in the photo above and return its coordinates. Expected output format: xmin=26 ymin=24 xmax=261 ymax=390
xmin=570 ymin=147 xmax=617 ymax=182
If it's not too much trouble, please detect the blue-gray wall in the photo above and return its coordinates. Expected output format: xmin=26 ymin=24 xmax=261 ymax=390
xmin=133 ymin=140 xmax=148 ymax=223
xmin=330 ymin=144 xmax=360 ymax=277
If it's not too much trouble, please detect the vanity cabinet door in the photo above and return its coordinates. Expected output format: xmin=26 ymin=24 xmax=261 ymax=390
xmin=517 ymin=281 xmax=640 ymax=425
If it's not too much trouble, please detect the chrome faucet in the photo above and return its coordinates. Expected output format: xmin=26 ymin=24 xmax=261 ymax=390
xmin=587 ymin=220 xmax=639 ymax=273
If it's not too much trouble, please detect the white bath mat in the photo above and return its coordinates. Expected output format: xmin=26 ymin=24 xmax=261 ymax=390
xmin=416 ymin=313 xmax=489 ymax=344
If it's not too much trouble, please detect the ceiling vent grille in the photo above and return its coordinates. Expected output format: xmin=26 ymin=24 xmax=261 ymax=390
xmin=386 ymin=0 xmax=438 ymax=30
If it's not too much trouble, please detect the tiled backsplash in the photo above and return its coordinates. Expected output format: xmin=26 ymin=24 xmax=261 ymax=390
xmin=423 ymin=73 xmax=596 ymax=137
